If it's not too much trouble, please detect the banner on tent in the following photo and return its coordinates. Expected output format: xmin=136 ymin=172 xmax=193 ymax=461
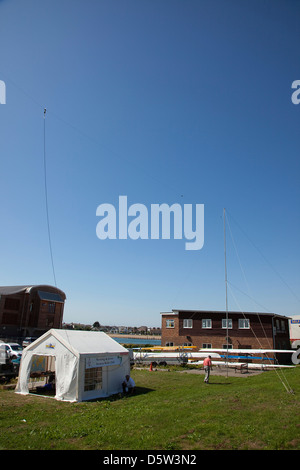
xmin=85 ymin=356 xmax=122 ymax=369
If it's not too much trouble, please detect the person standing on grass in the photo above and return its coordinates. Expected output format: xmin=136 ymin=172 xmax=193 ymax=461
xmin=203 ymin=355 xmax=212 ymax=384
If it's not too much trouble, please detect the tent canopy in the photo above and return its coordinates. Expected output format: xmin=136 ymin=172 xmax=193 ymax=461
xmin=30 ymin=328 xmax=129 ymax=356
xmin=15 ymin=329 xmax=130 ymax=402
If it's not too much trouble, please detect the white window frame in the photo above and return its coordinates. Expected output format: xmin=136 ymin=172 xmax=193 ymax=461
xmin=166 ymin=319 xmax=175 ymax=328
xmin=202 ymin=343 xmax=212 ymax=349
xmin=183 ymin=319 xmax=193 ymax=329
xmin=238 ymin=318 xmax=250 ymax=329
xmin=84 ymin=366 xmax=102 ymax=392
xmin=222 ymin=319 xmax=232 ymax=329
xmin=202 ymin=319 xmax=212 ymax=329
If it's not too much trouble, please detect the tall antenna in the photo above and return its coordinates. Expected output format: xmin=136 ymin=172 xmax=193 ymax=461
xmin=223 ymin=208 xmax=229 ymax=378
xmin=43 ymin=108 xmax=57 ymax=286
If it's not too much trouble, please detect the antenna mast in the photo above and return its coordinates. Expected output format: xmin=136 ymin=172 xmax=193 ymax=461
xmin=223 ymin=208 xmax=229 ymax=378
xmin=43 ymin=107 xmax=57 ymax=286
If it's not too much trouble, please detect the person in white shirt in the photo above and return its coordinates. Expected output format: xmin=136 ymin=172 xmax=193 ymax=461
xmin=122 ymin=374 xmax=136 ymax=395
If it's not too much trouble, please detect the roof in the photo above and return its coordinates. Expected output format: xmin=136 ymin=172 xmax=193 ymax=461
xmin=38 ymin=290 xmax=64 ymax=303
xmin=28 ymin=329 xmax=128 ymax=356
xmin=0 ymin=285 xmax=66 ymax=300
xmin=161 ymin=309 xmax=291 ymax=320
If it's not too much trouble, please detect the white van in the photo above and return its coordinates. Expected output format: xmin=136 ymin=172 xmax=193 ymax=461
xmin=0 ymin=343 xmax=23 ymax=359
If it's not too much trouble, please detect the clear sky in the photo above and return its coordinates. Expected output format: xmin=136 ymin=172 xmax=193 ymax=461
xmin=0 ymin=0 xmax=299 ymax=327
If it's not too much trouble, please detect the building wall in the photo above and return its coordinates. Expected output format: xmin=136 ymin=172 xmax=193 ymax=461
xmin=0 ymin=293 xmax=27 ymax=336
xmin=0 ymin=286 xmax=66 ymax=338
xmin=161 ymin=311 xmax=290 ymax=351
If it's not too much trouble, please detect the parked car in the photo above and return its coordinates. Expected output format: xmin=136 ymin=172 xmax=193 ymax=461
xmin=0 ymin=343 xmax=23 ymax=359
xmin=0 ymin=348 xmax=17 ymax=382
xmin=22 ymin=337 xmax=37 ymax=348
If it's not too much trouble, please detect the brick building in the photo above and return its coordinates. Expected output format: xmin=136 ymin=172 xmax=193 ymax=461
xmin=161 ymin=309 xmax=291 ymax=352
xmin=0 ymin=285 xmax=66 ymax=339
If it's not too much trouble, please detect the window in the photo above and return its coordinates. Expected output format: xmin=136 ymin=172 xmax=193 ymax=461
xmin=84 ymin=366 xmax=102 ymax=392
xmin=222 ymin=319 xmax=232 ymax=329
xmin=183 ymin=319 xmax=193 ymax=328
xmin=166 ymin=319 xmax=175 ymax=328
xmin=202 ymin=343 xmax=212 ymax=349
xmin=48 ymin=302 xmax=56 ymax=313
xmin=239 ymin=319 xmax=250 ymax=329
xmin=165 ymin=342 xmax=174 ymax=347
xmin=222 ymin=344 xmax=233 ymax=350
xmin=202 ymin=319 xmax=212 ymax=328
xmin=183 ymin=342 xmax=192 ymax=347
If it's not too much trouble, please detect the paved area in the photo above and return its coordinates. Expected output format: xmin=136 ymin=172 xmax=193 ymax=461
xmin=177 ymin=366 xmax=264 ymax=378
xmin=135 ymin=365 xmax=265 ymax=377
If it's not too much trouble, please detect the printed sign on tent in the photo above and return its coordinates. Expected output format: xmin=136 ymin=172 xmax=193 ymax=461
xmin=85 ymin=356 xmax=121 ymax=369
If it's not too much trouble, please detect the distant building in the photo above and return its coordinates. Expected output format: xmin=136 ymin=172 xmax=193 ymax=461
xmin=149 ymin=327 xmax=161 ymax=335
xmin=0 ymin=285 xmax=66 ymax=338
xmin=137 ymin=326 xmax=148 ymax=334
xmin=161 ymin=309 xmax=291 ymax=353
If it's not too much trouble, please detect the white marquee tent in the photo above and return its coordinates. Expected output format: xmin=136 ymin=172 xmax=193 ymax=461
xmin=15 ymin=329 xmax=131 ymax=402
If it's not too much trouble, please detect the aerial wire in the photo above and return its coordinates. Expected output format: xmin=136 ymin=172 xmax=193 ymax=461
xmin=223 ymin=208 xmax=229 ymax=378
xmin=43 ymin=108 xmax=57 ymax=287
xmin=225 ymin=209 xmax=300 ymax=304
xmin=225 ymin=212 xmax=294 ymax=394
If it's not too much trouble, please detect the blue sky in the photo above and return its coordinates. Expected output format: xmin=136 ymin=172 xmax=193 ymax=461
xmin=0 ymin=0 xmax=299 ymax=327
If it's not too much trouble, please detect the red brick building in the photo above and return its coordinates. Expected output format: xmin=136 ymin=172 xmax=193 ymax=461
xmin=0 ymin=285 xmax=66 ymax=338
xmin=161 ymin=309 xmax=291 ymax=352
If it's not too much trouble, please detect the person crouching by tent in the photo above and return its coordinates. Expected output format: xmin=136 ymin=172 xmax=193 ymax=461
xmin=203 ymin=355 xmax=212 ymax=384
xmin=122 ymin=374 xmax=135 ymax=395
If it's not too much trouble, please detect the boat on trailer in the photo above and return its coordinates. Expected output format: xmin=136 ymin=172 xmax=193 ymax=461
xmin=132 ymin=347 xmax=295 ymax=369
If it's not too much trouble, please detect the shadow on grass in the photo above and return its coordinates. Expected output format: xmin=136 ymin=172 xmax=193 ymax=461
xmin=88 ymin=386 xmax=156 ymax=403
xmin=134 ymin=385 xmax=156 ymax=396
xmin=205 ymin=382 xmax=232 ymax=386
xmin=28 ymin=386 xmax=155 ymax=403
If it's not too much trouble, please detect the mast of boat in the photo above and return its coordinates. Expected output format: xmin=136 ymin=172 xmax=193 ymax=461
xmin=223 ymin=208 xmax=229 ymax=378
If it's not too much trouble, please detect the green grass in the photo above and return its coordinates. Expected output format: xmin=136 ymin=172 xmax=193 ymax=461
xmin=1 ymin=367 xmax=300 ymax=450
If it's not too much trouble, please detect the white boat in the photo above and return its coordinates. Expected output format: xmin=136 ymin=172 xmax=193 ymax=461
xmin=133 ymin=350 xmax=221 ymax=365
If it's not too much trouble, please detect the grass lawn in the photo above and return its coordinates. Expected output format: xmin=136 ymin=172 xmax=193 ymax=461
xmin=0 ymin=366 xmax=299 ymax=450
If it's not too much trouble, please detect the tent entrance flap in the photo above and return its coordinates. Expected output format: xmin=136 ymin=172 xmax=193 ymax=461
xmin=54 ymin=353 xmax=78 ymax=401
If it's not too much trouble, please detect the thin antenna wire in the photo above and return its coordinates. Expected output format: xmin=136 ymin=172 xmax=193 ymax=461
xmin=225 ymin=212 xmax=294 ymax=394
xmin=43 ymin=108 xmax=57 ymax=286
xmin=227 ymin=283 xmax=294 ymax=394
xmin=224 ymin=208 xmax=229 ymax=378
xmin=226 ymin=209 xmax=300 ymax=304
